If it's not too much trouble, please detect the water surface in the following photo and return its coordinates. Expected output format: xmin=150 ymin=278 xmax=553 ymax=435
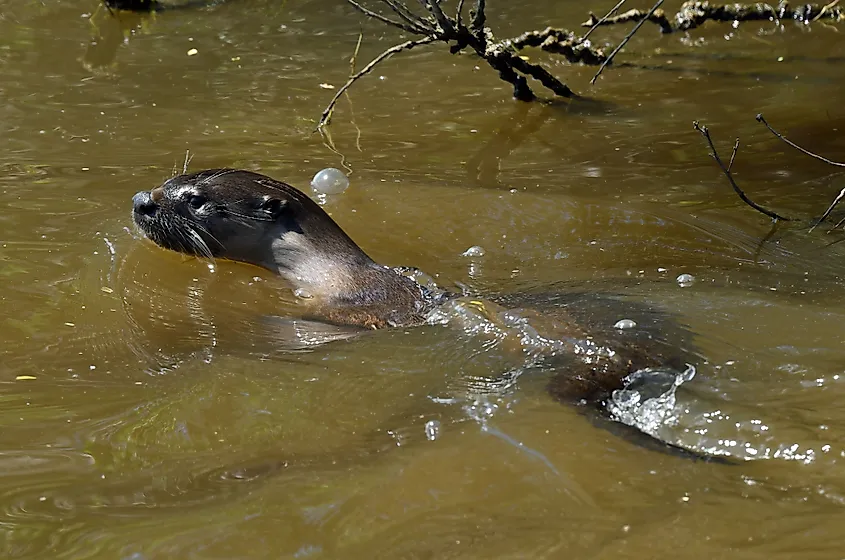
xmin=2 ymin=1 xmax=845 ymax=558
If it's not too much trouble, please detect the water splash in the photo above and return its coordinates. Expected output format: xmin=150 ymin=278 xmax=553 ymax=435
xmin=607 ymin=364 xmax=696 ymax=440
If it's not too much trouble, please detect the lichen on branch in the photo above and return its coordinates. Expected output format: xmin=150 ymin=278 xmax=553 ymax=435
xmin=582 ymin=1 xmax=845 ymax=33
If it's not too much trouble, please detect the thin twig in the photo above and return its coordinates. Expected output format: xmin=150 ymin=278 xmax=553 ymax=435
xmin=327 ymin=0 xmax=578 ymax=118
xmin=813 ymin=0 xmax=840 ymax=21
xmin=591 ymin=0 xmax=664 ymax=84
xmin=693 ymin=121 xmax=792 ymax=222
xmin=183 ymin=149 xmax=193 ymax=174
xmin=753 ymin=219 xmax=781 ymax=262
xmin=821 ymin=236 xmax=845 ymax=250
xmin=456 ymin=0 xmax=466 ymax=26
xmin=100 ymin=0 xmax=116 ymax=16
xmin=424 ymin=0 xmax=456 ymax=37
xmin=346 ymin=0 xmax=419 ymax=33
xmin=727 ymin=138 xmax=739 ymax=172
xmin=756 ymin=114 xmax=845 ymax=167
xmin=318 ymin=36 xmax=436 ymax=129
xmin=382 ymin=0 xmax=433 ymax=34
xmin=347 ymin=31 xmax=365 ymax=153
xmin=349 ymin=31 xmax=364 ymax=73
xmin=318 ymin=126 xmax=354 ymax=174
xmin=811 ymin=186 xmax=845 ymax=232
xmin=831 ymin=208 xmax=845 ymax=230
xmin=471 ymin=0 xmax=486 ymax=34
xmin=582 ymin=0 xmax=627 ymax=41
xmin=172 ymin=149 xmax=193 ymax=176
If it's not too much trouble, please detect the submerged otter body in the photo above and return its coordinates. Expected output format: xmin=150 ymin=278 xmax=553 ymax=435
xmin=132 ymin=169 xmax=712 ymax=459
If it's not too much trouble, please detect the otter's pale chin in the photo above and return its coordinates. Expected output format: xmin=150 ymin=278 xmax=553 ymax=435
xmin=129 ymin=211 xmax=151 ymax=239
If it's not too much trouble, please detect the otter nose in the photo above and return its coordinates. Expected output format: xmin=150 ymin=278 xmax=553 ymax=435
xmin=132 ymin=191 xmax=157 ymax=216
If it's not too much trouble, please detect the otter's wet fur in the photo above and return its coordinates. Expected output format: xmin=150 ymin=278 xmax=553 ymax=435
xmin=132 ymin=168 xmax=723 ymax=462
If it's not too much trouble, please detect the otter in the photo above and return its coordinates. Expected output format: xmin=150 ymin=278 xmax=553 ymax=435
xmin=131 ymin=168 xmax=720 ymax=461
xmin=131 ymin=168 xmax=448 ymax=329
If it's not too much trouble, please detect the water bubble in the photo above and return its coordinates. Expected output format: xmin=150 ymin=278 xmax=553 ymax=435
xmin=395 ymin=266 xmax=445 ymax=297
xmin=424 ymin=419 xmax=441 ymax=441
xmin=294 ymin=288 xmax=313 ymax=299
xmin=462 ymin=245 xmax=486 ymax=257
xmin=614 ymin=318 xmax=637 ymax=330
xmin=676 ymin=273 xmax=695 ymax=287
xmin=310 ymin=168 xmax=349 ymax=195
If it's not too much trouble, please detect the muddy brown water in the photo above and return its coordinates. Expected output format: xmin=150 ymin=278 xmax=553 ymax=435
xmin=2 ymin=0 xmax=845 ymax=558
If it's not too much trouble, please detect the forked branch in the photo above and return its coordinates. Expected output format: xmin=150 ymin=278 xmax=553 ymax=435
xmin=755 ymin=113 xmax=845 ymax=231
xmin=318 ymin=0 xmax=612 ymax=128
xmin=693 ymin=121 xmax=792 ymax=222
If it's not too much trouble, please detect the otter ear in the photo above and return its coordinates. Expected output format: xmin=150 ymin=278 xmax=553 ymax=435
xmin=259 ymin=196 xmax=286 ymax=219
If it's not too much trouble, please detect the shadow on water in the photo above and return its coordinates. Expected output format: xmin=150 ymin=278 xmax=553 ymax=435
xmin=465 ymin=96 xmax=626 ymax=190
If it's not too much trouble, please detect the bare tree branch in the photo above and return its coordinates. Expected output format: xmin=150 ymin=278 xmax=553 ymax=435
xmin=753 ymin=114 xmax=845 ymax=231
xmin=319 ymin=0 xmax=593 ymax=126
xmin=812 ymin=0 xmax=841 ymax=21
xmin=583 ymin=0 xmax=845 ymax=33
xmin=812 ymin=187 xmax=845 ymax=232
xmin=346 ymin=0 xmax=419 ymax=33
xmin=424 ymin=0 xmax=456 ymax=37
xmin=756 ymin=114 xmax=845 ymax=168
xmin=456 ymin=0 xmax=466 ymax=26
xmin=471 ymin=0 xmax=486 ymax=35
xmin=693 ymin=121 xmax=792 ymax=222
xmin=727 ymin=138 xmax=739 ymax=172
xmin=383 ymin=0 xmax=434 ymax=33
xmin=318 ymin=36 xmax=436 ymax=129
xmin=509 ymin=27 xmax=607 ymax=65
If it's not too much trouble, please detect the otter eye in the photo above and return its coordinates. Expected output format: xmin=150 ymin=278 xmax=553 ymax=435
xmin=260 ymin=196 xmax=285 ymax=218
xmin=188 ymin=195 xmax=207 ymax=209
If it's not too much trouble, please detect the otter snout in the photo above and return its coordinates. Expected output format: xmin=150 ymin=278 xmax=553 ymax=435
xmin=132 ymin=191 xmax=157 ymax=217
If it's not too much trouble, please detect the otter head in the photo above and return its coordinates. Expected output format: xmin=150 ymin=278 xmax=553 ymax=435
xmin=132 ymin=169 xmax=377 ymax=299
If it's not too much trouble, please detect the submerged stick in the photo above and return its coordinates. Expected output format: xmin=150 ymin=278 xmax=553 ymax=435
xmin=693 ymin=121 xmax=792 ymax=222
